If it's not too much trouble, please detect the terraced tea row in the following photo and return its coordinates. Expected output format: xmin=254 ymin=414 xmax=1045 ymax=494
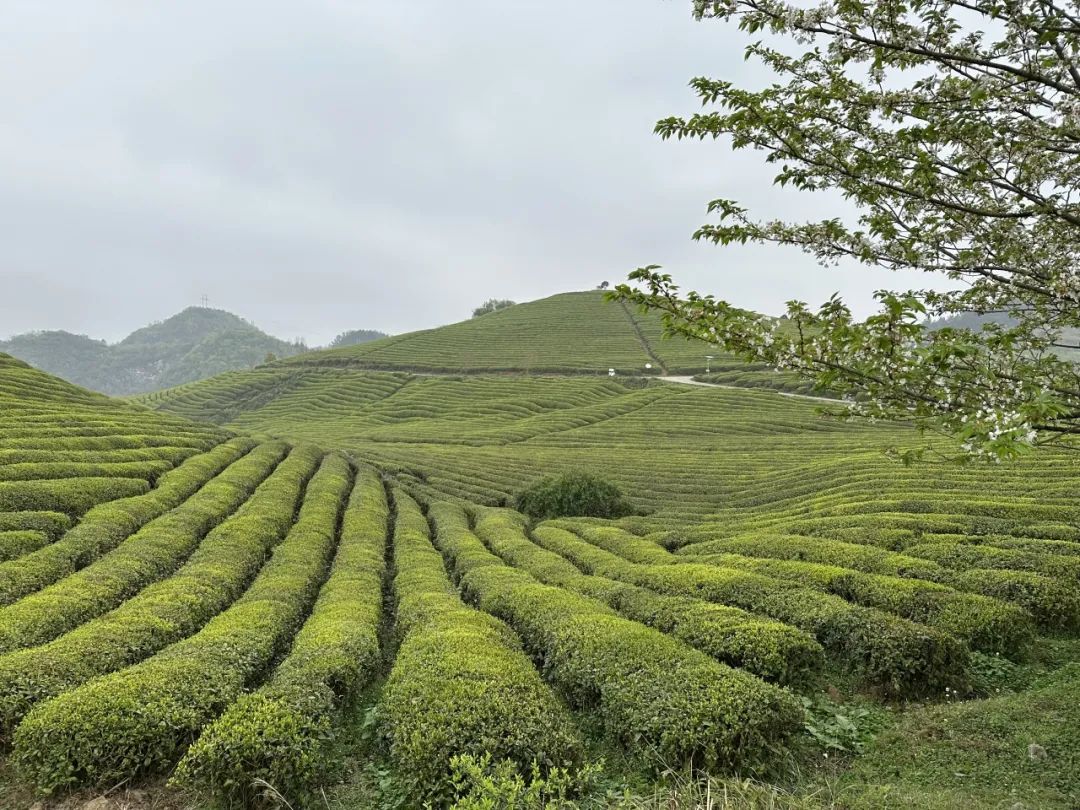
xmin=430 ymin=499 xmax=804 ymax=769
xmin=14 ymin=451 xmax=349 ymax=789
xmin=175 ymin=468 xmax=388 ymax=804
xmin=0 ymin=460 xmax=820 ymax=805
xmin=0 ymin=442 xmax=317 ymax=737
xmin=694 ymin=365 xmax=831 ymax=396
xmin=0 ymin=436 xmax=261 ymax=605
xmin=561 ymin=523 xmax=1041 ymax=653
xmin=140 ymin=366 xmax=1080 ymax=538
xmin=470 ymin=509 xmax=823 ymax=685
xmin=0 ymin=438 xmax=280 ymax=651
xmin=0 ymin=448 xmax=397 ymax=801
xmin=673 ymin=528 xmax=1080 ymax=632
xmin=143 ymin=370 xmax=908 ymax=516
xmin=0 ymin=354 xmax=230 ymax=534
xmin=3 ymin=425 xmax=975 ymax=806
xmin=5 ymin=347 xmax=1080 ymax=807
xmin=380 ymin=491 xmax=581 ymax=798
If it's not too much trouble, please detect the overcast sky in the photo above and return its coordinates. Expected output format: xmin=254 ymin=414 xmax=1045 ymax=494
xmin=1 ymin=1 xmax=916 ymax=346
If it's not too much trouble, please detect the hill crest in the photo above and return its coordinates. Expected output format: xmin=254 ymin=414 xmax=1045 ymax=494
xmin=281 ymin=290 xmax=719 ymax=375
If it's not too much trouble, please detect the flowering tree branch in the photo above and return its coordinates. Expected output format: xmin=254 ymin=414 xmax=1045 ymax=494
xmin=615 ymin=0 xmax=1080 ymax=460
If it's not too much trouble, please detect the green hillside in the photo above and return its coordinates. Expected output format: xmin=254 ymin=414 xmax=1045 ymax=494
xmin=5 ymin=317 xmax=1080 ymax=807
xmin=139 ymin=365 xmax=1079 ymax=529
xmin=131 ymin=347 xmax=1080 ymax=807
xmin=140 ymin=368 xmax=878 ymax=518
xmin=277 ymin=291 xmax=829 ymax=397
xmin=0 ymin=307 xmax=309 ymax=395
xmin=283 ymin=291 xmax=727 ymax=375
xmin=0 ymin=352 xmax=231 ymax=527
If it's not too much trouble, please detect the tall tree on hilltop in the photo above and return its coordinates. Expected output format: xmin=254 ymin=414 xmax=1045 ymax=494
xmin=329 ymin=329 xmax=389 ymax=348
xmin=617 ymin=0 xmax=1080 ymax=461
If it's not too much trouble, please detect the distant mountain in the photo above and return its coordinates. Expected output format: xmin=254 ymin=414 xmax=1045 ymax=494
xmin=925 ymin=311 xmax=1016 ymax=331
xmin=926 ymin=311 xmax=1079 ymax=362
xmin=0 ymin=331 xmax=110 ymax=386
xmin=0 ymin=307 xmax=312 ymax=395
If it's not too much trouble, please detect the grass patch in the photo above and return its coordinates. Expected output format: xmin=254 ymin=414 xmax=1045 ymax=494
xmin=837 ymin=662 xmax=1080 ymax=809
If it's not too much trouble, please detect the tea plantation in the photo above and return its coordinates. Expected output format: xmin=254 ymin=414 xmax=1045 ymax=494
xmin=1 ymin=293 xmax=1079 ymax=809
xmin=269 ymin=291 xmax=725 ymax=377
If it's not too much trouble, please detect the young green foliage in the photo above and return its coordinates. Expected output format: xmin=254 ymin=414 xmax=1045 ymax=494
xmin=380 ymin=491 xmax=582 ymax=802
xmin=430 ymin=503 xmax=804 ymax=770
xmin=173 ymin=467 xmax=389 ymax=806
xmin=12 ymin=451 xmax=349 ymax=792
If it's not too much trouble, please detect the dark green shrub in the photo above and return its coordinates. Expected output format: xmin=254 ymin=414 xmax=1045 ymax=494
xmin=515 ymin=472 xmax=634 ymax=521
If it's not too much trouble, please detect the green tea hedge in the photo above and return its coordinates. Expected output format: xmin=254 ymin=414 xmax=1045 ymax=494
xmin=0 ymin=440 xmax=287 ymax=654
xmin=0 ymin=436 xmax=256 ymax=605
xmin=0 ymin=444 xmax=320 ymax=736
xmin=473 ymin=510 xmax=822 ymax=685
xmin=12 ymin=452 xmax=349 ymax=792
xmin=429 ymin=509 xmax=803 ymax=769
xmin=380 ymin=491 xmax=582 ymax=799
xmin=530 ymin=527 xmax=969 ymax=696
xmin=174 ymin=467 xmax=389 ymax=805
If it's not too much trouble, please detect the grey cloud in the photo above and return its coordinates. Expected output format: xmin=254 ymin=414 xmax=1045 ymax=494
xmin=1 ymin=0 xmax=913 ymax=346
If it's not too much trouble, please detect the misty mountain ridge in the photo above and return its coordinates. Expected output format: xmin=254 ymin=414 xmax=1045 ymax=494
xmin=0 ymin=307 xmax=384 ymax=395
xmin=927 ymin=311 xmax=1079 ymax=362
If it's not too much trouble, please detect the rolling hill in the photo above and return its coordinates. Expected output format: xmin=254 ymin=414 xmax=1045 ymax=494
xmin=0 ymin=307 xmax=311 ymax=396
xmin=282 ymin=290 xmax=725 ymax=374
xmin=277 ymin=290 xmax=824 ymax=394
xmin=136 ymin=292 xmax=1072 ymax=527
xmin=3 ymin=292 xmax=1080 ymax=808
